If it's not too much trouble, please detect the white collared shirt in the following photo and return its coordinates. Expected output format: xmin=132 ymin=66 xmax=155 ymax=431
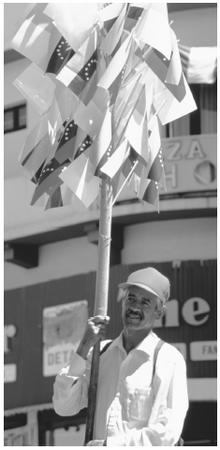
xmin=53 ymin=331 xmax=188 ymax=446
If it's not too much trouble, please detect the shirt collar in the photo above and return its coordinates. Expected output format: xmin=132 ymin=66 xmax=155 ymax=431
xmin=136 ymin=331 xmax=160 ymax=356
xmin=110 ymin=333 xmax=124 ymax=351
xmin=111 ymin=330 xmax=160 ymax=356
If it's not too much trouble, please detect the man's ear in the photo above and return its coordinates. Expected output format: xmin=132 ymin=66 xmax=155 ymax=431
xmin=155 ymin=302 xmax=166 ymax=319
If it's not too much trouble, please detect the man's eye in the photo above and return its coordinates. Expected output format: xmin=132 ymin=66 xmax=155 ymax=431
xmin=142 ymin=299 xmax=150 ymax=306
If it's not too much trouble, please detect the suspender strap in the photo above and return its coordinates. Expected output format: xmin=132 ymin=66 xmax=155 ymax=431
xmin=100 ymin=340 xmax=112 ymax=356
xmin=151 ymin=339 xmax=165 ymax=384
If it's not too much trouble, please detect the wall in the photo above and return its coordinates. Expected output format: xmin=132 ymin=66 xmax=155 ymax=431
xmin=170 ymin=7 xmax=217 ymax=46
xmin=122 ymin=217 xmax=217 ymax=264
xmin=5 ymin=216 xmax=216 ymax=290
xmin=4 ymin=59 xmax=38 ymax=180
xmin=4 ymin=237 xmax=98 ymax=290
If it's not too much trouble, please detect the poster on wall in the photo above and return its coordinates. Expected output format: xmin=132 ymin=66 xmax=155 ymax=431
xmin=43 ymin=300 xmax=88 ymax=377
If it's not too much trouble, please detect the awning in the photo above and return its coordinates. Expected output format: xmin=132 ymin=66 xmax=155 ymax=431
xmin=179 ymin=45 xmax=217 ymax=84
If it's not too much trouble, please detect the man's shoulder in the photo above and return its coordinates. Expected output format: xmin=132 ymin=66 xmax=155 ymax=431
xmin=159 ymin=340 xmax=186 ymax=364
xmin=100 ymin=335 xmax=122 ymax=355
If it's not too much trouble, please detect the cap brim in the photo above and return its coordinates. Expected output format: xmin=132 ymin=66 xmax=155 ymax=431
xmin=118 ymin=281 xmax=159 ymax=299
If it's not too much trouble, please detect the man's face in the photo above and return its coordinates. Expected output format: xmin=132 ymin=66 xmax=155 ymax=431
xmin=121 ymin=285 xmax=163 ymax=331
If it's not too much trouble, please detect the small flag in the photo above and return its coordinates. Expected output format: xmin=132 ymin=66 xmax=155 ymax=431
xmin=100 ymin=3 xmax=125 ymax=33
xmin=11 ymin=4 xmax=64 ymax=72
xmin=19 ymin=120 xmax=53 ymax=178
xmin=14 ymin=63 xmax=56 ymax=115
xmin=140 ymin=45 xmax=186 ymax=102
xmin=74 ymin=135 xmax=93 ymax=160
xmin=55 ymin=119 xmax=78 ymax=164
xmin=99 ymin=139 xmax=129 ymax=179
xmin=44 ymin=3 xmax=99 ymax=51
xmin=56 ymin=27 xmax=98 ymax=98
xmin=98 ymin=33 xmax=132 ymax=90
xmin=135 ymin=3 xmax=171 ymax=60
xmin=59 ymin=151 xmax=100 ymax=208
xmin=153 ymin=74 xmax=197 ymax=125
xmin=124 ymin=5 xmax=144 ymax=32
xmin=46 ymin=37 xmax=75 ymax=75
xmin=124 ymin=86 xmax=148 ymax=165
xmin=31 ymin=158 xmax=67 ymax=205
xmin=100 ymin=4 xmax=127 ymax=56
xmin=140 ymin=179 xmax=160 ymax=207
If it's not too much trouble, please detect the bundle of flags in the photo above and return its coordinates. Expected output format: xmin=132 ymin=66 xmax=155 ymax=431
xmin=11 ymin=2 xmax=196 ymax=210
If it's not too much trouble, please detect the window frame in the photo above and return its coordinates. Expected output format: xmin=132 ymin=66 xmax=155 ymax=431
xmin=4 ymin=103 xmax=27 ymax=134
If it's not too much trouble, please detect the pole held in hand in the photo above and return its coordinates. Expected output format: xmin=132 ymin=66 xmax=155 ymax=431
xmin=84 ymin=178 xmax=113 ymax=444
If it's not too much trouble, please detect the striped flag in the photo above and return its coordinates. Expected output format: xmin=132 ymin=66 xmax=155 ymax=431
xmin=11 ymin=4 xmax=67 ymax=73
xmin=14 ymin=63 xmax=56 ymax=115
xmin=124 ymin=5 xmax=144 ymax=32
xmin=140 ymin=179 xmax=160 ymax=207
xmin=45 ymin=37 xmax=75 ymax=75
xmin=55 ymin=119 xmax=78 ymax=164
xmin=44 ymin=3 xmax=100 ymax=51
xmin=56 ymin=27 xmax=99 ymax=98
xmin=31 ymin=158 xmax=67 ymax=205
xmin=100 ymin=3 xmax=125 ymax=33
xmin=100 ymin=4 xmax=127 ymax=56
xmin=59 ymin=151 xmax=100 ymax=208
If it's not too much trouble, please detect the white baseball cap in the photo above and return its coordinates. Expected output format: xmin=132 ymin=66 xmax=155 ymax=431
xmin=119 ymin=267 xmax=170 ymax=303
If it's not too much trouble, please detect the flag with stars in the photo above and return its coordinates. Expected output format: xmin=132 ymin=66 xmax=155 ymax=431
xmin=56 ymin=27 xmax=99 ymax=99
xmin=55 ymin=119 xmax=78 ymax=164
xmin=11 ymin=4 xmax=75 ymax=74
xmin=46 ymin=37 xmax=75 ymax=75
xmin=31 ymin=158 xmax=67 ymax=205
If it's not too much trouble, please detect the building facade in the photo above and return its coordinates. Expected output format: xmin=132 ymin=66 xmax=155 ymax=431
xmin=4 ymin=3 xmax=217 ymax=446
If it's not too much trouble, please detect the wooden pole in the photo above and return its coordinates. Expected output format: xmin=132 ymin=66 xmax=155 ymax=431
xmin=84 ymin=178 xmax=113 ymax=444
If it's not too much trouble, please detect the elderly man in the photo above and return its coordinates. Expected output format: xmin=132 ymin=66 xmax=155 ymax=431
xmin=53 ymin=267 xmax=188 ymax=446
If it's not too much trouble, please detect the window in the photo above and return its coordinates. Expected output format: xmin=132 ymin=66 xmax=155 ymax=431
xmin=4 ymin=104 xmax=27 ymax=134
xmin=166 ymin=83 xmax=217 ymax=137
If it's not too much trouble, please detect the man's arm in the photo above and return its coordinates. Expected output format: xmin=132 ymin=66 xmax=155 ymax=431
xmin=53 ymin=316 xmax=109 ymax=417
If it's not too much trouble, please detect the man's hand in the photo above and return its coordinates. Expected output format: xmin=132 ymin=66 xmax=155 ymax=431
xmin=77 ymin=316 xmax=110 ymax=360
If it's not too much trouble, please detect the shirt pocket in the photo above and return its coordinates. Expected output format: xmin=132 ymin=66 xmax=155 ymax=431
xmin=128 ymin=386 xmax=153 ymax=422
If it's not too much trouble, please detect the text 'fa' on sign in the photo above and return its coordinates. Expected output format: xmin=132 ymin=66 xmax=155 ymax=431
xmin=190 ymin=341 xmax=217 ymax=361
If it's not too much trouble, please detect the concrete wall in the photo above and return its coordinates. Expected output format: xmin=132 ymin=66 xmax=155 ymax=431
xmin=4 ymin=216 xmax=216 ymax=290
xmin=122 ymin=217 xmax=217 ymax=264
xmin=170 ymin=7 xmax=217 ymax=46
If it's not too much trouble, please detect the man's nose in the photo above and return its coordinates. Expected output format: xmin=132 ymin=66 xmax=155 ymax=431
xmin=128 ymin=297 xmax=141 ymax=307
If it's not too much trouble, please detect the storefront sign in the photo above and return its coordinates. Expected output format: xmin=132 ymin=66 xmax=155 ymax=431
xmin=42 ymin=300 xmax=88 ymax=377
xmin=154 ymin=296 xmax=216 ymax=363
xmin=155 ymin=297 xmax=210 ymax=328
xmin=190 ymin=341 xmax=217 ymax=361
xmin=161 ymin=135 xmax=217 ymax=193
xmin=119 ymin=134 xmax=216 ymax=201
